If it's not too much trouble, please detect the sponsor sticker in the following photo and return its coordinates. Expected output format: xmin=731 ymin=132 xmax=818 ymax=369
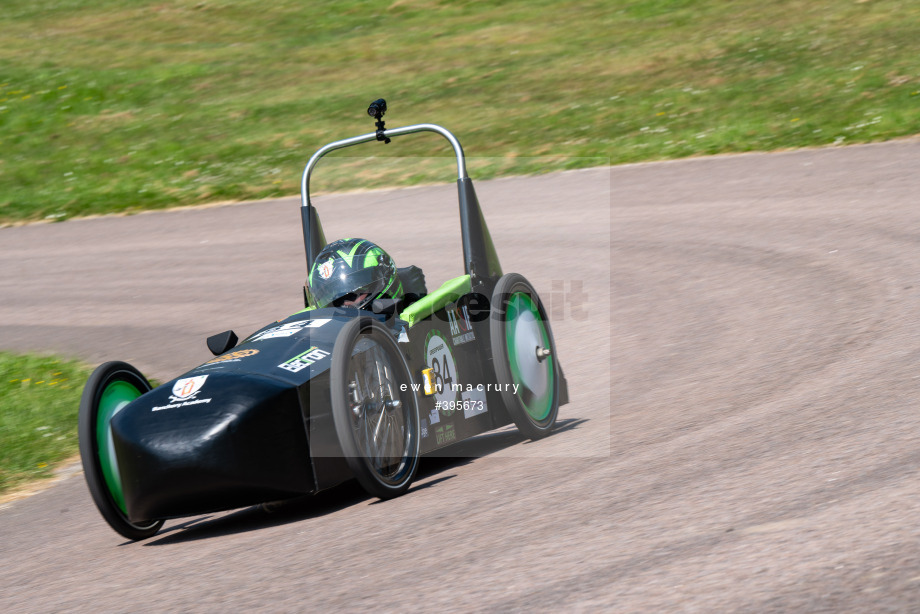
xmin=318 ymin=259 xmax=335 ymax=280
xmin=249 ymin=318 xmax=330 ymax=342
xmin=204 ymin=349 xmax=259 ymax=365
xmin=435 ymin=424 xmax=456 ymax=445
xmin=446 ymin=304 xmax=476 ymax=346
xmin=461 ymin=386 xmax=488 ymax=419
xmin=278 ymin=346 xmax=331 ymax=373
xmin=171 ymin=375 xmax=207 ymax=401
xmin=153 ymin=375 xmax=212 ymax=411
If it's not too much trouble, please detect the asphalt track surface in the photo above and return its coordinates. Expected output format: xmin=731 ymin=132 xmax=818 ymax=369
xmin=2 ymin=140 xmax=920 ymax=612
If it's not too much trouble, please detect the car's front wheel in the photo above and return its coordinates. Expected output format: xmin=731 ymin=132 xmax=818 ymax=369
xmin=78 ymin=361 xmax=164 ymax=540
xmin=329 ymin=318 xmax=420 ymax=499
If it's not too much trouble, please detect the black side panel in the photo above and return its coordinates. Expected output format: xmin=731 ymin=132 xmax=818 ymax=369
xmin=296 ymin=372 xmax=354 ymax=492
xmin=400 ymin=295 xmax=509 ymax=454
xmin=557 ymin=363 xmax=570 ymax=406
xmin=458 ymin=178 xmax=502 ymax=291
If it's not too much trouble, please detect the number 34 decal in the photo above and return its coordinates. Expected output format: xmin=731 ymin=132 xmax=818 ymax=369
xmin=425 ymin=330 xmax=458 ymax=406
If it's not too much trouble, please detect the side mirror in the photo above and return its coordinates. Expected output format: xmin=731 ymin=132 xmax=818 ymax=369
xmin=207 ymin=330 xmax=238 ymax=356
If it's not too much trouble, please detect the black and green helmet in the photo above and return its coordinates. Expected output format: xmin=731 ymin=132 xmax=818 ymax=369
xmin=307 ymin=238 xmax=403 ymax=309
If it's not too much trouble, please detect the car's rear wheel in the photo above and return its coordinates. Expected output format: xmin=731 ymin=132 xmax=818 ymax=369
xmin=490 ymin=273 xmax=560 ymax=439
xmin=330 ymin=317 xmax=420 ymax=499
xmin=78 ymin=361 xmax=164 ymax=540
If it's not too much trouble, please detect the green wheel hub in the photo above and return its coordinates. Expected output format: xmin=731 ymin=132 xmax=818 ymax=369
xmin=506 ymin=292 xmax=554 ymax=422
xmin=95 ymin=380 xmax=142 ymax=514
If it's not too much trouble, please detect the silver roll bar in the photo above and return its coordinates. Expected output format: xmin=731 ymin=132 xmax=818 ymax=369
xmin=300 ymin=123 xmax=467 ymax=207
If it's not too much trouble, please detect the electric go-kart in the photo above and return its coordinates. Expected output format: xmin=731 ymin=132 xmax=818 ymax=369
xmin=78 ymin=99 xmax=569 ymax=540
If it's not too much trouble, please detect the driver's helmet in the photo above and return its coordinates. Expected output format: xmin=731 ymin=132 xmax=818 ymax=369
xmin=307 ymin=238 xmax=403 ymax=309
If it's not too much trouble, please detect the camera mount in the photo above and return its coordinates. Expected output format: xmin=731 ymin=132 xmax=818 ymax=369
xmin=367 ymin=98 xmax=391 ymax=144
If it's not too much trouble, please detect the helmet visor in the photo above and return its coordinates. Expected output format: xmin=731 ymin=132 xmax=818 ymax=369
xmin=311 ymin=263 xmax=396 ymax=309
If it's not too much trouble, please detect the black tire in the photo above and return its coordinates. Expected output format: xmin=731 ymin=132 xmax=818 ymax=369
xmin=490 ymin=273 xmax=560 ymax=440
xmin=78 ymin=361 xmax=164 ymax=540
xmin=330 ymin=317 xmax=420 ymax=499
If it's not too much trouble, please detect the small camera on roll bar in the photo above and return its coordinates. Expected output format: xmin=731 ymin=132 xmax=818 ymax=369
xmin=367 ymin=98 xmax=387 ymax=120
xmin=367 ymin=98 xmax=390 ymax=143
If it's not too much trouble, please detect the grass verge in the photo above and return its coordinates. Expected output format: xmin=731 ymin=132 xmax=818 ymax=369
xmin=0 ymin=0 xmax=918 ymax=224
xmin=0 ymin=352 xmax=90 ymax=495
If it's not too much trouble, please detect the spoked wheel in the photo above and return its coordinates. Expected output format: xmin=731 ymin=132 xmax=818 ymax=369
xmin=78 ymin=361 xmax=164 ymax=540
xmin=490 ymin=273 xmax=560 ymax=440
xmin=330 ymin=317 xmax=420 ymax=499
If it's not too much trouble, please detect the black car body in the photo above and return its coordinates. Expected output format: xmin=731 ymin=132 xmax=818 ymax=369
xmin=79 ymin=102 xmax=569 ymax=540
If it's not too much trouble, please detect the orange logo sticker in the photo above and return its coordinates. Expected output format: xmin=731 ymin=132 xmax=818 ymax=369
xmin=205 ymin=349 xmax=259 ymax=364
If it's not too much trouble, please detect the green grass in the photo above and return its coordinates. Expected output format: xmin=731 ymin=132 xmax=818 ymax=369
xmin=0 ymin=0 xmax=918 ymax=224
xmin=0 ymin=352 xmax=91 ymax=493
